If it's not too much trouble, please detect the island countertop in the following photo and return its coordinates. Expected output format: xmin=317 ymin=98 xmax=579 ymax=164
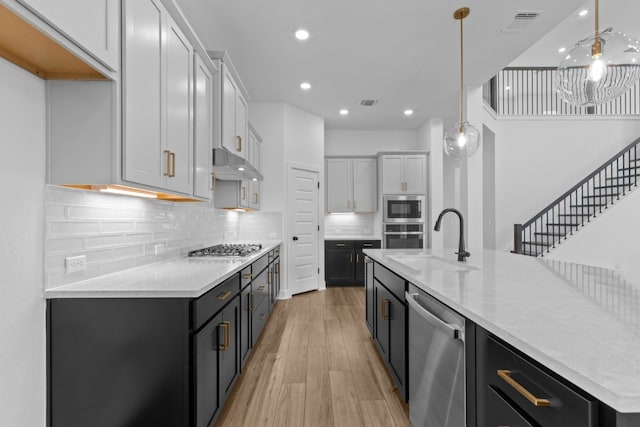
xmin=45 ymin=241 xmax=282 ymax=299
xmin=363 ymin=247 xmax=640 ymax=414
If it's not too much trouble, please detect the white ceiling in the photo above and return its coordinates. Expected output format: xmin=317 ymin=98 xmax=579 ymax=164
xmin=176 ymin=0 xmax=593 ymax=130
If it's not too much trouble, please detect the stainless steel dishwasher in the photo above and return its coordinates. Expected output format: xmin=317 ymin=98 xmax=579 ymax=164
xmin=406 ymin=284 xmax=465 ymax=427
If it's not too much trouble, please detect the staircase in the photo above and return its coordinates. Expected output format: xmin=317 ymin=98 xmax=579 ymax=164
xmin=514 ymin=137 xmax=640 ymax=257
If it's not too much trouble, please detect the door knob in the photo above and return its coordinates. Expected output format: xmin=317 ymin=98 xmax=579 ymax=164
xmin=292 ymin=236 xmax=299 ymax=241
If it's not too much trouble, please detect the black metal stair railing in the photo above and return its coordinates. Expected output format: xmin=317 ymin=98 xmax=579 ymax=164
xmin=514 ymin=136 xmax=640 ymax=256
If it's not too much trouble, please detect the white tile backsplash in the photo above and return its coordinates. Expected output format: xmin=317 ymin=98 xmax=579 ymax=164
xmin=324 ymin=213 xmax=377 ymax=237
xmin=44 ymin=186 xmax=279 ymax=289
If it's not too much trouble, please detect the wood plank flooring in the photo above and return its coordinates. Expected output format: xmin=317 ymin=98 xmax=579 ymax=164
xmin=215 ymin=286 xmax=410 ymax=427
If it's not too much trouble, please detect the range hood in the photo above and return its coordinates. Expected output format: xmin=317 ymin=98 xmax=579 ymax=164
xmin=212 ymin=148 xmax=263 ymax=181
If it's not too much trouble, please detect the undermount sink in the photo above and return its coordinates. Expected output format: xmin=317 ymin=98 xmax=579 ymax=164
xmin=388 ymin=254 xmax=478 ymax=272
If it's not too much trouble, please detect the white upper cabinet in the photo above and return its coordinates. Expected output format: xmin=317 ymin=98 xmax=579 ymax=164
xmin=381 ymin=154 xmax=426 ymax=195
xmin=248 ymin=126 xmax=262 ymax=210
xmin=353 ymin=158 xmax=378 ymax=212
xmin=122 ymin=0 xmax=193 ymax=195
xmin=220 ymin=63 xmax=248 ymax=160
xmin=18 ymin=0 xmax=119 ymax=71
xmin=326 ymin=158 xmax=377 ymax=213
xmin=193 ymin=53 xmax=215 ymax=200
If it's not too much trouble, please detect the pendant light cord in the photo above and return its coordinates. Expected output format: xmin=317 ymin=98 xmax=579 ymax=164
xmin=459 ymin=15 xmax=464 ymax=125
xmin=595 ymin=0 xmax=599 ymax=34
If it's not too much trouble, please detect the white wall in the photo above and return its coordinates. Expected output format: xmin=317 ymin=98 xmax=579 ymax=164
xmin=325 ymin=129 xmax=418 ymax=156
xmin=546 ymin=188 xmax=640 ymax=272
xmin=251 ymin=103 xmax=325 ymax=296
xmin=417 ymin=118 xmax=444 ymax=249
xmin=0 ymin=59 xmax=46 ymax=426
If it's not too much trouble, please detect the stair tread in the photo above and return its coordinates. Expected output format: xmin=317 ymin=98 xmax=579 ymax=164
xmin=547 ymin=222 xmax=580 ymax=226
xmin=594 ymin=184 xmax=633 ymax=189
xmin=583 ymin=194 xmax=619 ymax=198
xmin=534 ymin=232 xmax=566 ymax=237
xmin=558 ymin=213 xmax=592 ymax=217
xmin=570 ymin=204 xmax=606 ymax=208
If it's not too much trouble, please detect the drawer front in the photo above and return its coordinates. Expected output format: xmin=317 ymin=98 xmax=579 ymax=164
xmin=252 ymin=268 xmax=269 ymax=305
xmin=252 ymin=253 xmax=269 ymax=276
xmin=486 ymin=385 xmax=535 ymax=427
xmin=251 ymin=298 xmax=269 ymax=346
xmin=374 ymin=262 xmax=405 ymax=301
xmin=487 ymin=336 xmax=597 ymax=427
xmin=325 ymin=240 xmax=355 ymax=249
xmin=240 ymin=266 xmax=252 ymax=288
xmin=192 ymin=274 xmax=240 ymax=330
xmin=355 ymin=240 xmax=381 ymax=249
xmin=268 ymin=246 xmax=280 ymax=263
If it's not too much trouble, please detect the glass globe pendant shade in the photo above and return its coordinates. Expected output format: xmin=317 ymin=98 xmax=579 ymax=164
xmin=444 ymin=121 xmax=480 ymax=159
xmin=556 ymin=27 xmax=640 ymax=106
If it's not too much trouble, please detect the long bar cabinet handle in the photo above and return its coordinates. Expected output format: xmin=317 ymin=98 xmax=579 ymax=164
xmin=497 ymin=370 xmax=551 ymax=407
xmin=169 ymin=152 xmax=176 ymax=177
xmin=211 ymin=172 xmax=216 ymax=191
xmin=381 ymin=299 xmax=389 ymax=320
xmin=236 ymin=136 xmax=242 ymax=152
xmin=164 ymin=150 xmax=171 ymax=176
xmin=217 ymin=290 xmax=232 ymax=301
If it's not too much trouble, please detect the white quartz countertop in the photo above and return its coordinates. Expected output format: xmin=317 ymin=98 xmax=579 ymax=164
xmin=45 ymin=241 xmax=281 ymax=299
xmin=363 ymin=248 xmax=640 ymax=414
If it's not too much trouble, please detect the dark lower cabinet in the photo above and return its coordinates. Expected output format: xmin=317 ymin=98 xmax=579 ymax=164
xmin=364 ymin=257 xmax=374 ymax=333
xmin=371 ymin=269 xmax=407 ymax=401
xmin=477 ymin=328 xmax=599 ymax=427
xmin=325 ymin=240 xmax=381 ymax=286
xmin=218 ymin=297 xmax=240 ymax=403
xmin=240 ymin=284 xmax=252 ymax=366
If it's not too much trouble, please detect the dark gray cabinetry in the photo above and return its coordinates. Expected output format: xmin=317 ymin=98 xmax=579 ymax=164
xmin=477 ymin=328 xmax=598 ymax=427
xmin=364 ymin=256 xmax=374 ymax=333
xmin=268 ymin=246 xmax=280 ymax=308
xmin=218 ymin=297 xmax=240 ymax=403
xmin=325 ymin=240 xmax=381 ymax=286
xmin=240 ymin=280 xmax=252 ymax=366
xmin=370 ymin=262 xmax=407 ymax=400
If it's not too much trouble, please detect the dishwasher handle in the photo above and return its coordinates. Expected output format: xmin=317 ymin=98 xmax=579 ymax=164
xmin=406 ymin=292 xmax=463 ymax=341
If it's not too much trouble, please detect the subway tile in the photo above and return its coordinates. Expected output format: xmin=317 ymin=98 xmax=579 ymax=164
xmin=49 ymin=221 xmax=100 ymax=236
xmin=123 ymin=233 xmax=154 ymax=244
xmin=67 ymin=205 xmax=113 ymax=220
xmin=45 ymin=203 xmax=67 ymax=219
xmin=86 ymin=234 xmax=125 ymax=248
xmin=100 ymin=221 xmax=136 ymax=234
xmin=98 ymin=258 xmax=137 ymax=276
xmin=45 ymin=237 xmax=84 ymax=253
xmin=112 ymin=244 xmax=145 ymax=260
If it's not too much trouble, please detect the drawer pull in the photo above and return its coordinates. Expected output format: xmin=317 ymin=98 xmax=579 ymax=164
xmin=497 ymin=370 xmax=551 ymax=407
xmin=336 ymin=243 xmax=346 ymax=247
xmin=217 ymin=290 xmax=232 ymax=300
xmin=381 ymin=298 xmax=390 ymax=320
xmin=257 ymin=285 xmax=265 ymax=291
xmin=259 ymin=314 xmax=266 ymax=320
xmin=242 ymin=273 xmax=253 ymax=280
xmin=218 ymin=321 xmax=230 ymax=351
xmin=363 ymin=243 xmax=373 ymax=247
xmin=268 ymin=271 xmax=272 ymax=284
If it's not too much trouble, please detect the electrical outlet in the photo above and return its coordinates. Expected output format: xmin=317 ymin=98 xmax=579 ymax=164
xmin=154 ymin=243 xmax=166 ymax=255
xmin=65 ymin=255 xmax=86 ymax=273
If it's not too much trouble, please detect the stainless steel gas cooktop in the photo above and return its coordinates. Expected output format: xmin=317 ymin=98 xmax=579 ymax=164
xmin=188 ymin=243 xmax=262 ymax=258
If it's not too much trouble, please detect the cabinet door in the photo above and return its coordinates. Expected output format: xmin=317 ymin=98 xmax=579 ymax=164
xmin=122 ymin=0 xmax=165 ymax=189
xmin=219 ymin=296 xmax=240 ymax=403
xmin=193 ymin=54 xmax=214 ymax=200
xmin=249 ymin=180 xmax=261 ymax=210
xmin=374 ymin=280 xmax=390 ymax=358
xmin=240 ymin=285 xmax=252 ymax=367
xmin=235 ymin=91 xmax=248 ymax=160
xmin=388 ymin=295 xmax=406 ymax=396
xmin=353 ymin=158 xmax=377 ymax=212
xmin=164 ymin=17 xmax=193 ymax=194
xmin=381 ymin=155 xmax=404 ymax=194
xmin=325 ymin=248 xmax=354 ymax=285
xmin=354 ymin=249 xmax=366 ymax=285
xmin=364 ymin=258 xmax=374 ymax=333
xmin=404 ymin=154 xmax=426 ymax=194
xmin=19 ymin=0 xmax=119 ymax=70
xmin=195 ymin=312 xmax=221 ymax=427
xmin=221 ymin=66 xmax=239 ymax=155
xmin=239 ymin=181 xmax=250 ymax=208
xmin=326 ymin=159 xmax=353 ymax=212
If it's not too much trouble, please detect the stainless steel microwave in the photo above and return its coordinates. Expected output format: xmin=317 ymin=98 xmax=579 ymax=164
xmin=383 ymin=195 xmax=425 ymax=223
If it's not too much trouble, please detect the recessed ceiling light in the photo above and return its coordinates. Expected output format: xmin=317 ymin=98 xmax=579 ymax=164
xmin=404 ymin=109 xmax=414 ymax=116
xmin=295 ymin=29 xmax=310 ymax=41
xmin=300 ymin=82 xmax=311 ymax=90
xmin=339 ymin=109 xmax=349 ymax=116
xmin=237 ymin=167 xmax=245 ymax=171
xmin=578 ymin=9 xmax=588 ymax=17
xmin=558 ymin=47 xmax=566 ymax=53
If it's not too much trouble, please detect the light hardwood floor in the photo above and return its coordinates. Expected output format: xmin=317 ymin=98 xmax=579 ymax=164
xmin=215 ymin=286 xmax=411 ymax=427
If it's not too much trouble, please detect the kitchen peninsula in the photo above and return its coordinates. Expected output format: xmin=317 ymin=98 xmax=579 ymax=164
xmin=364 ymin=248 xmax=640 ymax=426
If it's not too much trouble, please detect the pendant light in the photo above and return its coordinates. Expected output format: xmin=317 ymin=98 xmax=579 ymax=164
xmin=556 ymin=0 xmax=640 ymax=106
xmin=444 ymin=7 xmax=480 ymax=159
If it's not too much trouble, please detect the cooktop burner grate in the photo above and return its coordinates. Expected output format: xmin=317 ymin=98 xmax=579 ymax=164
xmin=188 ymin=243 xmax=262 ymax=257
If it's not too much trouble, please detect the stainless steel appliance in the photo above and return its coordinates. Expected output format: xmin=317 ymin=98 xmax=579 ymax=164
xmin=406 ymin=285 xmax=465 ymax=427
xmin=383 ymin=195 xmax=425 ymax=223
xmin=383 ymin=223 xmax=424 ymax=249
xmin=188 ymin=243 xmax=262 ymax=257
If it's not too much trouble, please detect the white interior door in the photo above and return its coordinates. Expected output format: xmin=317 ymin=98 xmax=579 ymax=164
xmin=288 ymin=166 xmax=319 ymax=295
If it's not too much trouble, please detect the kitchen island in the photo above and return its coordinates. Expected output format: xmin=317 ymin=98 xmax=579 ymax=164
xmin=364 ymin=248 xmax=640 ymax=426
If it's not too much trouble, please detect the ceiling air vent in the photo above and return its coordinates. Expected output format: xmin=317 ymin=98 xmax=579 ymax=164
xmin=502 ymin=11 xmax=541 ymax=33
xmin=360 ymin=99 xmax=378 ymax=107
